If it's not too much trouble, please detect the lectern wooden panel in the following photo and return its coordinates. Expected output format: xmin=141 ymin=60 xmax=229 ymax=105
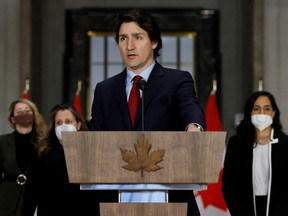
xmin=62 ymin=131 xmax=226 ymax=184
xmin=100 ymin=203 xmax=187 ymax=216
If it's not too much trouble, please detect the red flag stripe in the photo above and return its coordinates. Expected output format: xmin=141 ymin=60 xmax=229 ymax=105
xmin=22 ymin=92 xmax=29 ymax=99
xmin=205 ymin=92 xmax=223 ymax=131
xmin=195 ymin=90 xmax=229 ymax=214
xmin=73 ymin=92 xmax=82 ymax=115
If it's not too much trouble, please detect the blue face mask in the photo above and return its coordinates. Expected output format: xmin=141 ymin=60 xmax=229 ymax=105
xmin=251 ymin=114 xmax=273 ymax=131
xmin=55 ymin=123 xmax=77 ymax=141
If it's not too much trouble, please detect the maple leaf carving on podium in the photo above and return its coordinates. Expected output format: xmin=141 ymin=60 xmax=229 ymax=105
xmin=120 ymin=134 xmax=165 ymax=177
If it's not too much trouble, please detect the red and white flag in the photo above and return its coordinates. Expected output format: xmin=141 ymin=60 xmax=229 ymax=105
xmin=22 ymin=79 xmax=30 ymax=99
xmin=73 ymin=81 xmax=82 ymax=115
xmin=195 ymin=88 xmax=230 ymax=216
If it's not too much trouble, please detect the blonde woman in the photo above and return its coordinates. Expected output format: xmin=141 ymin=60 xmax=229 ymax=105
xmin=0 ymin=99 xmax=46 ymax=216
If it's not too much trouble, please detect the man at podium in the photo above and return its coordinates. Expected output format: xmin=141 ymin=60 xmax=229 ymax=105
xmin=90 ymin=8 xmax=206 ymax=216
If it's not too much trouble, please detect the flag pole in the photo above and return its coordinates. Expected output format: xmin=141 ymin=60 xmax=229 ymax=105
xmin=212 ymin=72 xmax=217 ymax=93
xmin=258 ymin=78 xmax=263 ymax=91
xmin=76 ymin=80 xmax=82 ymax=94
xmin=24 ymin=78 xmax=30 ymax=93
xmin=22 ymin=78 xmax=30 ymax=99
xmin=212 ymin=79 xmax=217 ymax=93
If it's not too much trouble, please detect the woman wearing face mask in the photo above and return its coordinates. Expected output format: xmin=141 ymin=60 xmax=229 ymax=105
xmin=0 ymin=99 xmax=46 ymax=216
xmin=22 ymin=104 xmax=98 ymax=216
xmin=222 ymin=91 xmax=288 ymax=216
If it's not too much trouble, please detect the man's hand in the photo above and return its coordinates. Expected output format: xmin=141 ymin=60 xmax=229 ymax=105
xmin=187 ymin=124 xmax=202 ymax=132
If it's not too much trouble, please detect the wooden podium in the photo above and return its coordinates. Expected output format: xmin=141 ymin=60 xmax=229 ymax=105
xmin=62 ymin=131 xmax=226 ymax=216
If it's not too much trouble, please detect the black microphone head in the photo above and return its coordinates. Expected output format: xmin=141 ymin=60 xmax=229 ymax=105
xmin=138 ymin=79 xmax=147 ymax=90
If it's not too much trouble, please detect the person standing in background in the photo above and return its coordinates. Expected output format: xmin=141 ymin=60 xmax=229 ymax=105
xmin=0 ymin=99 xmax=46 ymax=216
xmin=90 ymin=8 xmax=206 ymax=216
xmin=22 ymin=104 xmax=98 ymax=216
xmin=222 ymin=91 xmax=288 ymax=216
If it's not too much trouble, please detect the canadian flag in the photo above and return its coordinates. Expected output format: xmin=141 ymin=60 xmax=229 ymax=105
xmin=195 ymin=88 xmax=230 ymax=216
xmin=22 ymin=79 xmax=30 ymax=99
xmin=73 ymin=81 xmax=82 ymax=115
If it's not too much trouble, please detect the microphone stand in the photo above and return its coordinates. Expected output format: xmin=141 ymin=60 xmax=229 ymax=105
xmin=138 ymin=79 xmax=147 ymax=131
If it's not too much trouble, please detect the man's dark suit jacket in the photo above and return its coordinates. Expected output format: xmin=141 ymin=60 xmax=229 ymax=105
xmin=90 ymin=61 xmax=205 ymax=131
xmin=90 ymin=61 xmax=206 ymax=216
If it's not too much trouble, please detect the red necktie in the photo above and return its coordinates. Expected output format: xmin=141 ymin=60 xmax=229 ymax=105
xmin=128 ymin=75 xmax=142 ymax=128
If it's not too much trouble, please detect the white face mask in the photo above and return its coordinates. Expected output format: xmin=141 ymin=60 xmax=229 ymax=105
xmin=55 ymin=123 xmax=77 ymax=141
xmin=251 ymin=114 xmax=273 ymax=131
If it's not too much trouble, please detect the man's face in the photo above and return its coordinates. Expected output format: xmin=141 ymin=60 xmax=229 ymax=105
xmin=118 ymin=21 xmax=158 ymax=74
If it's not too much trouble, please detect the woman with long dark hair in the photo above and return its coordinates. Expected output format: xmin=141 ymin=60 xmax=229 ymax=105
xmin=22 ymin=104 xmax=97 ymax=216
xmin=222 ymin=91 xmax=288 ymax=216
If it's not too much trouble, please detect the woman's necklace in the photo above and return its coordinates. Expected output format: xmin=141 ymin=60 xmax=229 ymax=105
xmin=255 ymin=135 xmax=271 ymax=144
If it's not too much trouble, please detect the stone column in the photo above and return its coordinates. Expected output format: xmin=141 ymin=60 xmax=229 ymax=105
xmin=20 ymin=0 xmax=32 ymax=91
xmin=0 ymin=0 xmax=21 ymax=133
xmin=253 ymin=0 xmax=264 ymax=90
xmin=263 ymin=0 xmax=288 ymax=132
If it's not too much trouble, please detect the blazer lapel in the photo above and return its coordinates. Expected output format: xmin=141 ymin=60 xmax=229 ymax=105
xmin=144 ymin=62 xmax=165 ymax=105
xmin=134 ymin=62 xmax=164 ymax=129
xmin=6 ymin=132 xmax=21 ymax=173
xmin=113 ymin=70 xmax=133 ymax=130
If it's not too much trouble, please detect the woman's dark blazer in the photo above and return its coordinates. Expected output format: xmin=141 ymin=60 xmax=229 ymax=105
xmin=222 ymin=130 xmax=288 ymax=216
xmin=0 ymin=132 xmax=24 ymax=216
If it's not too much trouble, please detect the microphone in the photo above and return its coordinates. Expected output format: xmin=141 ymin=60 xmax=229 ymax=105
xmin=138 ymin=79 xmax=147 ymax=91
xmin=138 ymin=79 xmax=147 ymax=131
